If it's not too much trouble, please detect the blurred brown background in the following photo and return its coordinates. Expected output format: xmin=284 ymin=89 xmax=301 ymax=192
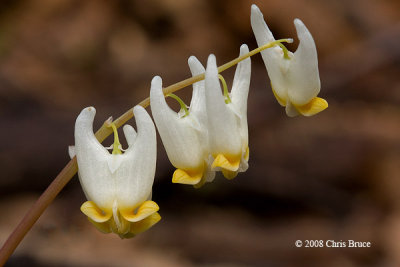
xmin=1 ymin=0 xmax=400 ymax=266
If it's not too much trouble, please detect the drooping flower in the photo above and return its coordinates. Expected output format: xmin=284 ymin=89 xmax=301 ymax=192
xmin=251 ymin=4 xmax=328 ymax=117
xmin=150 ymin=44 xmax=251 ymax=186
xmin=150 ymin=57 xmax=215 ymax=188
xmin=69 ymin=105 xmax=160 ymax=238
xmin=204 ymin=44 xmax=251 ymax=179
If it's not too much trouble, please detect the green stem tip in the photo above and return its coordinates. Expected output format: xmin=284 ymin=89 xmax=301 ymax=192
xmin=167 ymin=93 xmax=189 ymax=117
xmin=218 ymin=74 xmax=231 ymax=104
xmin=109 ymin=123 xmax=122 ymax=154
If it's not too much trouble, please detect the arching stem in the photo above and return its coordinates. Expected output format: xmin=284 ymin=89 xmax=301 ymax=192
xmin=0 ymin=38 xmax=292 ymax=265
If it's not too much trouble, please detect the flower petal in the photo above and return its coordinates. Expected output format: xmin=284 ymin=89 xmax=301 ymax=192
xmin=212 ymin=153 xmax=241 ymax=172
xmin=221 ymin=169 xmax=238 ymax=180
xmin=237 ymin=147 xmax=250 ymax=173
xmin=188 ymin=56 xmax=209 ymax=147
xmin=130 ymin=212 xmax=161 ymax=235
xmin=150 ymin=76 xmax=206 ymax=170
xmin=106 ymin=154 xmax=123 ymax=174
xmin=205 ymin=55 xmax=242 ymax=157
xmin=75 ymin=107 xmax=115 ymax=209
xmin=188 ymin=56 xmax=206 ymax=119
xmin=81 ymin=201 xmax=112 ymax=223
xmin=87 ymin=218 xmax=111 ymax=234
xmin=250 ymin=5 xmax=275 ymax=46
xmin=172 ymin=167 xmax=203 ymax=185
xmin=285 ymin=101 xmax=301 ymax=117
xmin=230 ymin=44 xmax=251 ymax=149
xmin=68 ymin=145 xmax=75 ymax=159
xmin=120 ymin=200 xmax=159 ymax=222
xmin=251 ymin=4 xmax=288 ymax=102
xmin=287 ymin=19 xmax=321 ymax=105
xmin=231 ymin=44 xmax=251 ymax=116
xmin=115 ymin=106 xmax=157 ymax=210
xmin=123 ymin=124 xmax=137 ymax=147
xmin=294 ymin=96 xmax=328 ymax=116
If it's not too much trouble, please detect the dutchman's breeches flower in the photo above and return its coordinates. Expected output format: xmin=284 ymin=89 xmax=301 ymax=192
xmin=151 ymin=45 xmax=251 ymax=186
xmin=205 ymin=44 xmax=251 ymax=179
xmin=70 ymin=105 xmax=160 ymax=238
xmin=150 ymin=56 xmax=215 ymax=188
xmin=251 ymin=4 xmax=328 ymax=117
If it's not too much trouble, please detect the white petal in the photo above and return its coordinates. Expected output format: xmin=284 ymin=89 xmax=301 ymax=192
xmin=107 ymin=154 xmax=123 ymax=174
xmin=74 ymin=107 xmax=115 ymax=210
xmin=238 ymin=154 xmax=249 ymax=173
xmin=205 ymin=155 xmax=216 ymax=183
xmin=115 ymin=105 xmax=157 ymax=210
xmin=150 ymin=76 xmax=206 ymax=169
xmin=285 ymin=101 xmax=300 ymax=117
xmin=205 ymin=55 xmax=242 ymax=157
xmin=250 ymin=5 xmax=275 ymax=45
xmin=287 ymin=19 xmax=320 ymax=105
xmin=250 ymin=4 xmax=288 ymax=101
xmin=188 ymin=56 xmax=206 ymax=117
xmin=231 ymin=44 xmax=251 ymax=116
xmin=188 ymin=56 xmax=208 ymax=145
xmin=231 ymin=44 xmax=251 ymax=148
xmin=123 ymin=124 xmax=137 ymax=147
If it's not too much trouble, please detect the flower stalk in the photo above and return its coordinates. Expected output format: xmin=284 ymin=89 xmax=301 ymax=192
xmin=0 ymin=38 xmax=292 ymax=265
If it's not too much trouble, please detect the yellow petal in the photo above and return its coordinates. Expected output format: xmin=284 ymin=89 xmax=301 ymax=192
xmin=212 ymin=154 xmax=240 ymax=172
xmin=120 ymin=200 xmax=159 ymax=222
xmin=81 ymin=201 xmax=112 ymax=223
xmin=130 ymin=212 xmax=161 ymax=235
xmin=294 ymin=97 xmax=328 ymax=116
xmin=271 ymin=85 xmax=286 ymax=107
xmin=172 ymin=168 xmax=203 ymax=185
xmin=87 ymin=218 xmax=111 ymax=234
xmin=221 ymin=169 xmax=238 ymax=180
xmin=193 ymin=177 xmax=207 ymax=189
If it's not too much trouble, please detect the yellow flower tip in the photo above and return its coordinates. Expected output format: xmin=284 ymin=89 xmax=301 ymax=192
xmin=120 ymin=200 xmax=159 ymax=222
xmin=212 ymin=154 xmax=240 ymax=172
xmin=82 ymin=200 xmax=161 ymax=238
xmin=294 ymin=96 xmax=328 ymax=116
xmin=222 ymin=169 xmax=238 ymax=180
xmin=193 ymin=177 xmax=207 ymax=189
xmin=87 ymin=218 xmax=112 ymax=234
xmin=220 ymin=148 xmax=248 ymax=179
xmin=80 ymin=201 xmax=111 ymax=223
xmin=119 ymin=232 xmax=135 ymax=239
xmin=130 ymin=212 xmax=161 ymax=235
xmin=271 ymin=86 xmax=286 ymax=107
xmin=172 ymin=168 xmax=203 ymax=185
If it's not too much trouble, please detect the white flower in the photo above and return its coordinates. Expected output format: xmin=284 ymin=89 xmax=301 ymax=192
xmin=70 ymin=105 xmax=160 ymax=238
xmin=150 ymin=45 xmax=251 ymax=186
xmin=251 ymin=4 xmax=328 ymax=117
xmin=150 ymin=57 xmax=215 ymax=188
xmin=204 ymin=44 xmax=250 ymax=179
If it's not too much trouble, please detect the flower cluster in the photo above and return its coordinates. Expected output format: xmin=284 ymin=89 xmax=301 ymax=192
xmin=150 ymin=44 xmax=250 ymax=188
xmin=70 ymin=4 xmax=327 ymax=238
